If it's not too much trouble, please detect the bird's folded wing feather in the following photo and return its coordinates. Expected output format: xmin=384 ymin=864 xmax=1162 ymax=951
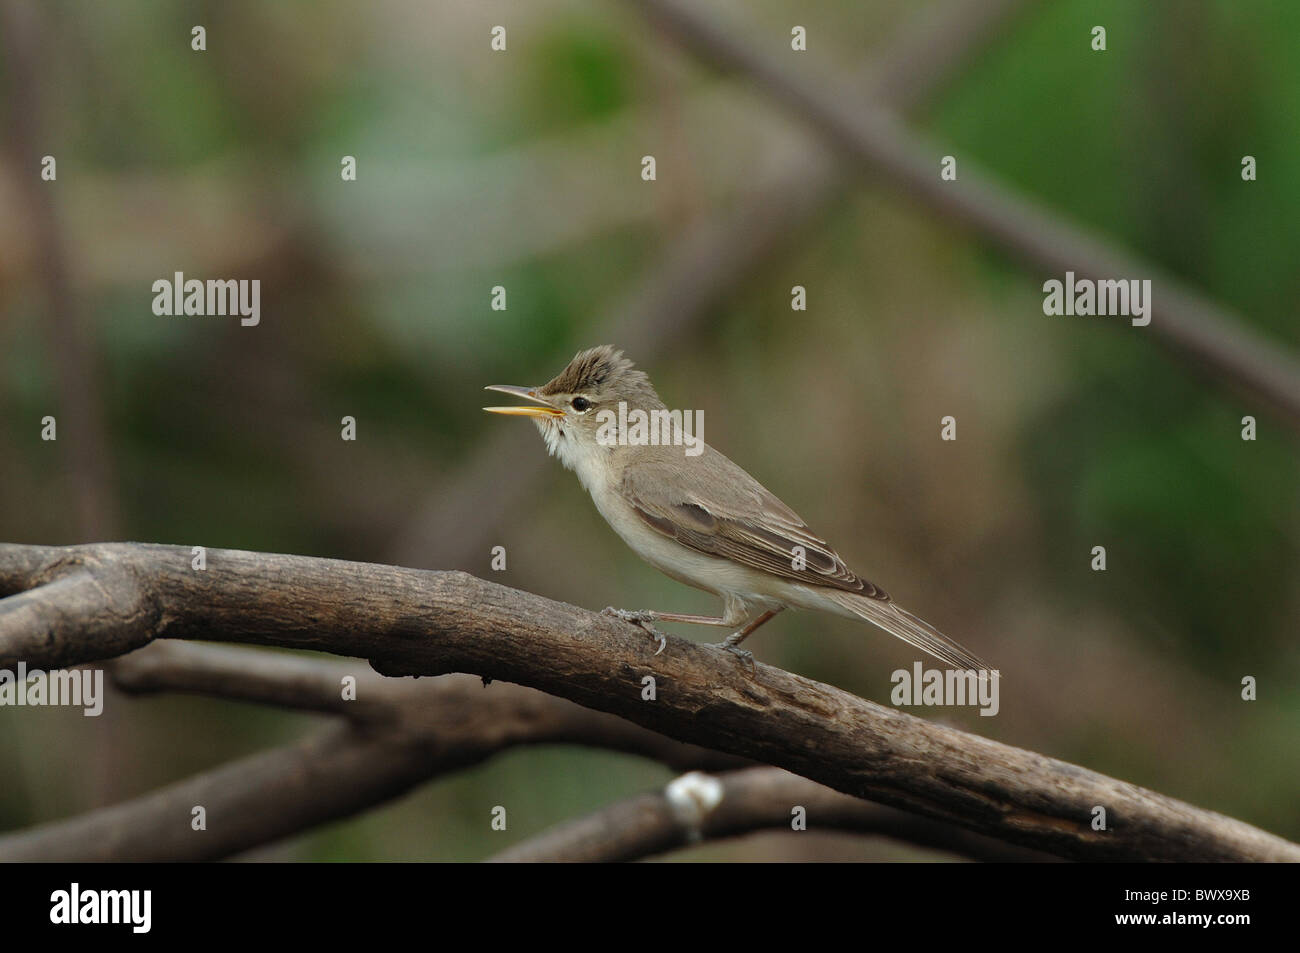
xmin=619 ymin=450 xmax=888 ymax=598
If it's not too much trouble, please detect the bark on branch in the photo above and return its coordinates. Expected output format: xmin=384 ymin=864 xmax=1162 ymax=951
xmin=1 ymin=542 xmax=1295 ymax=862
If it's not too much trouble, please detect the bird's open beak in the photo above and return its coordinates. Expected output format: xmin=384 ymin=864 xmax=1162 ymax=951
xmin=483 ymin=384 xmax=564 ymax=418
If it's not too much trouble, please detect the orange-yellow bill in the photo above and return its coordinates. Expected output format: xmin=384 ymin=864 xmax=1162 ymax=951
xmin=483 ymin=384 xmax=564 ymax=417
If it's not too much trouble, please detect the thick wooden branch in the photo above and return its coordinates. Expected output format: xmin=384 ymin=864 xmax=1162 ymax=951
xmin=1 ymin=542 xmax=1296 ymax=862
xmin=0 ymin=571 xmax=154 ymax=664
xmin=489 ymin=766 xmax=1056 ymax=863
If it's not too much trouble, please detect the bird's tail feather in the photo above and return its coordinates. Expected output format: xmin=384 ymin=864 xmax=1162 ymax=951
xmin=829 ymin=592 xmax=995 ymax=674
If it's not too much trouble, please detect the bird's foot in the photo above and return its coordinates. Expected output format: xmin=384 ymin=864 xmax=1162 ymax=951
xmin=602 ymin=607 xmax=667 ymax=656
xmin=714 ymin=636 xmax=756 ymax=671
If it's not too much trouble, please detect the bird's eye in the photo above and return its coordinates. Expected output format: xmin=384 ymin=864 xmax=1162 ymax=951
xmin=570 ymin=396 xmax=591 ymax=412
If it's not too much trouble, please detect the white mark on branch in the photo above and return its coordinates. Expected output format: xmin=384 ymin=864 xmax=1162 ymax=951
xmin=665 ymin=771 xmax=723 ymax=842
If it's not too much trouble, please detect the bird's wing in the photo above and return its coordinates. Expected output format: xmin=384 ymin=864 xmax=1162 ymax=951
xmin=619 ymin=446 xmax=888 ymax=598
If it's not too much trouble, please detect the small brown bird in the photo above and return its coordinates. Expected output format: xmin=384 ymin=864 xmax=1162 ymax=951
xmin=486 ymin=345 xmax=991 ymax=672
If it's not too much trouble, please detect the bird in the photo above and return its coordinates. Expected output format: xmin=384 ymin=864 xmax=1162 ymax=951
xmin=484 ymin=345 xmax=992 ymax=672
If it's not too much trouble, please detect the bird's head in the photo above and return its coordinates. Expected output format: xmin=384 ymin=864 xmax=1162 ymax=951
xmin=484 ymin=345 xmax=664 ymax=468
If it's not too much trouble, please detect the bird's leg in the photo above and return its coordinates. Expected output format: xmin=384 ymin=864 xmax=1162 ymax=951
xmin=601 ymin=608 xmax=735 ymax=657
xmin=714 ymin=608 xmax=784 ymax=668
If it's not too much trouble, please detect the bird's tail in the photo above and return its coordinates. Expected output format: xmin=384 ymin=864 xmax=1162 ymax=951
xmin=827 ymin=591 xmax=995 ymax=675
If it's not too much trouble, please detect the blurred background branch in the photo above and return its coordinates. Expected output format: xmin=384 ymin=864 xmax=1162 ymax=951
xmin=489 ymin=765 xmax=1056 ymax=862
xmin=623 ymin=0 xmax=1300 ymax=431
xmin=0 ymin=2 xmax=118 ymax=539
xmin=0 ymin=642 xmax=747 ymax=861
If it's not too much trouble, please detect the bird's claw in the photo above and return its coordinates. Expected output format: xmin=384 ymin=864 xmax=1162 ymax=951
xmin=602 ymin=607 xmax=667 ymax=656
xmin=716 ymin=641 xmax=756 ymax=671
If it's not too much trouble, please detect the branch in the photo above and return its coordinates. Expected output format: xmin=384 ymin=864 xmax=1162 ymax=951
xmin=0 ymin=722 xmax=419 ymax=862
xmin=621 ymin=0 xmax=1300 ymax=433
xmin=1 ymin=542 xmax=1294 ymax=862
xmin=489 ymin=767 xmax=1057 ymax=863
xmin=0 ymin=642 xmax=745 ymax=861
xmin=0 ymin=571 xmax=154 ymax=664
xmin=6 ymin=643 xmax=1040 ymax=862
xmin=109 ymin=640 xmax=744 ymax=773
